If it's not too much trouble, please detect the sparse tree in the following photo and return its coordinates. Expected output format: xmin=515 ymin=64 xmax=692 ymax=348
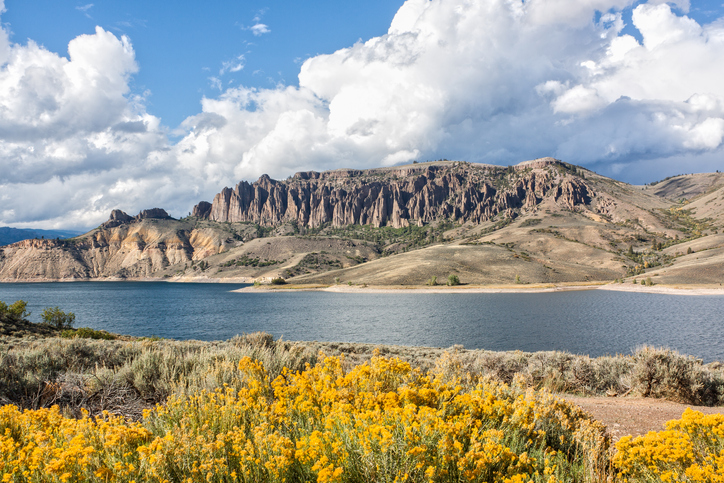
xmin=5 ymin=300 xmax=30 ymax=320
xmin=41 ymin=306 xmax=75 ymax=329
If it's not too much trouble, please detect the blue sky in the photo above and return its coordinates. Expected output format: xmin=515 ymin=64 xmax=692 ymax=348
xmin=1 ymin=0 xmax=724 ymax=229
xmin=4 ymin=0 xmax=405 ymax=128
xmin=7 ymin=0 xmax=721 ymax=131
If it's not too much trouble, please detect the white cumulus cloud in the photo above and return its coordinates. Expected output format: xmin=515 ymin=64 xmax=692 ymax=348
xmin=175 ymin=0 xmax=724 ymax=185
xmin=1 ymin=0 xmax=724 ymax=230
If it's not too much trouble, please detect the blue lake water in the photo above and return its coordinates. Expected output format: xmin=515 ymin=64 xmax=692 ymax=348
xmin=0 ymin=282 xmax=723 ymax=362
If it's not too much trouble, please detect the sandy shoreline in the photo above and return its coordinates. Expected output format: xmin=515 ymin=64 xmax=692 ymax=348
xmin=596 ymin=284 xmax=724 ymax=296
xmin=4 ymin=277 xmax=722 ymax=296
xmin=235 ymin=282 xmax=724 ymax=295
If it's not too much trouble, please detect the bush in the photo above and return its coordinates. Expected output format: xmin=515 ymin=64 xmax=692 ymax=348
xmin=1 ymin=300 xmax=30 ymax=320
xmin=447 ymin=274 xmax=460 ymax=286
xmin=426 ymin=276 xmax=438 ymax=286
xmin=41 ymin=306 xmax=76 ymax=329
xmin=270 ymin=277 xmax=287 ymax=285
xmin=515 ymin=274 xmax=521 ymax=284
xmin=614 ymin=409 xmax=724 ymax=481
xmin=61 ymin=327 xmax=116 ymax=340
xmin=0 ymin=356 xmax=610 ymax=483
xmin=632 ymin=346 xmax=723 ymax=405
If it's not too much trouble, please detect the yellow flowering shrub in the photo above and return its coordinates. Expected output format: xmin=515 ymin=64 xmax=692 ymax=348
xmin=0 ymin=354 xmax=608 ymax=482
xmin=614 ymin=408 xmax=724 ymax=482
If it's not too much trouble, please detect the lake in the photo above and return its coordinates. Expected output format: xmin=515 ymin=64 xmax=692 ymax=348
xmin=1 ymin=282 xmax=722 ymax=362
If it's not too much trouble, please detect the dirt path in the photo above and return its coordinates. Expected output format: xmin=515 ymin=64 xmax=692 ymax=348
xmin=563 ymin=396 xmax=724 ymax=441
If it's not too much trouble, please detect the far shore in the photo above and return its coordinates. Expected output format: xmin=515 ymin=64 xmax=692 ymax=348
xmin=3 ymin=276 xmax=723 ymax=296
xmin=234 ymin=281 xmax=724 ymax=296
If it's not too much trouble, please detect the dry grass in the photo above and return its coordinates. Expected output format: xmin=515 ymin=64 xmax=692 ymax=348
xmin=1 ymin=334 xmax=722 ymax=420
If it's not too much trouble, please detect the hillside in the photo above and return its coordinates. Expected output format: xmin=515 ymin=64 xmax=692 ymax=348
xmin=0 ymin=158 xmax=722 ymax=286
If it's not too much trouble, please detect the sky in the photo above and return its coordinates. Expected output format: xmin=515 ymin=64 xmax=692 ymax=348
xmin=1 ymin=0 xmax=724 ymax=230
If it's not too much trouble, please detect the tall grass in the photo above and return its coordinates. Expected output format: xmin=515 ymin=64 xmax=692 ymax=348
xmin=0 ymin=334 xmax=318 ymax=417
xmin=1 ymin=334 xmax=722 ymax=419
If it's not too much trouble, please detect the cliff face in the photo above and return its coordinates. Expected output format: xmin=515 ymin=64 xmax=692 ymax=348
xmin=194 ymin=158 xmax=592 ymax=228
xmin=0 ymin=210 xmax=238 ymax=281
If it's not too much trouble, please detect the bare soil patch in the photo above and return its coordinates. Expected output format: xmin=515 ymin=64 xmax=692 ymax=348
xmin=564 ymin=396 xmax=724 ymax=441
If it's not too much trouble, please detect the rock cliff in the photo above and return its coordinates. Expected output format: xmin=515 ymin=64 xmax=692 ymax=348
xmin=0 ymin=210 xmax=238 ymax=281
xmin=194 ymin=158 xmax=593 ymax=228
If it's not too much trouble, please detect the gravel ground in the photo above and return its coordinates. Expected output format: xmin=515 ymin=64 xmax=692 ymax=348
xmin=564 ymin=396 xmax=724 ymax=441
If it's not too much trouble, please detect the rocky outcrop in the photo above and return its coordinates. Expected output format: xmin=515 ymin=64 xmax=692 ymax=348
xmin=555 ymin=179 xmax=591 ymax=210
xmin=101 ymin=208 xmax=172 ymax=229
xmin=195 ymin=158 xmax=592 ymax=228
xmin=136 ymin=208 xmax=171 ymax=221
xmin=192 ymin=201 xmax=212 ymax=218
xmin=101 ymin=210 xmax=134 ymax=229
xmin=0 ymin=216 xmax=238 ymax=281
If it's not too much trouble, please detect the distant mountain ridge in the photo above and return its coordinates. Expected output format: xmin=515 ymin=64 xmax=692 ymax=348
xmin=0 ymin=158 xmax=722 ymax=286
xmin=0 ymin=227 xmax=82 ymax=247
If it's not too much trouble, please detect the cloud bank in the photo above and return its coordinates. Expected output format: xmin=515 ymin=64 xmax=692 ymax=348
xmin=1 ymin=0 xmax=723 ymax=229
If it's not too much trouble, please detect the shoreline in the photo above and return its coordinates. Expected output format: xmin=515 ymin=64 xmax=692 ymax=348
xmin=2 ymin=277 xmax=723 ymax=296
xmin=234 ymin=283 xmax=602 ymax=294
xmin=234 ymin=282 xmax=724 ymax=295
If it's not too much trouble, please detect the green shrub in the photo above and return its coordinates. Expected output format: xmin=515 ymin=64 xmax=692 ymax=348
xmin=61 ymin=327 xmax=116 ymax=340
xmin=447 ymin=274 xmax=460 ymax=286
xmin=515 ymin=274 xmax=521 ymax=284
xmin=41 ymin=306 xmax=76 ymax=329
xmin=426 ymin=276 xmax=438 ymax=286
xmin=520 ymin=217 xmax=542 ymax=227
xmin=270 ymin=277 xmax=287 ymax=285
xmin=2 ymin=300 xmax=31 ymax=320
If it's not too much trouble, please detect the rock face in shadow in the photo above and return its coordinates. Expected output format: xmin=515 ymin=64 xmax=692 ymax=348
xmin=192 ymin=202 xmax=212 ymax=219
xmin=194 ymin=158 xmax=593 ymax=228
xmin=101 ymin=208 xmax=171 ymax=229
